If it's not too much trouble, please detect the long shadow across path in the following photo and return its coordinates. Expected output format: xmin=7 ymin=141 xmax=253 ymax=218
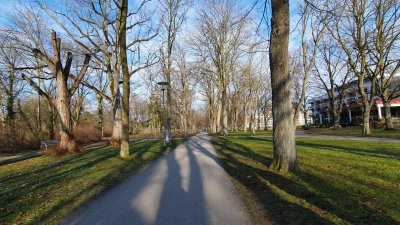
xmin=61 ymin=132 xmax=251 ymax=225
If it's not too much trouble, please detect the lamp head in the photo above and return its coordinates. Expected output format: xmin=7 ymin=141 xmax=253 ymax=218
xmin=157 ymin=81 xmax=169 ymax=91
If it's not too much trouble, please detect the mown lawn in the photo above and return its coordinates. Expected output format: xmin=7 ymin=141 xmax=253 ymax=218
xmin=0 ymin=139 xmax=184 ymax=225
xmin=212 ymin=136 xmax=400 ymax=225
xmin=304 ymin=127 xmax=400 ymax=139
xmin=208 ymin=129 xmax=273 ymax=137
xmin=209 ymin=127 xmax=400 ymax=139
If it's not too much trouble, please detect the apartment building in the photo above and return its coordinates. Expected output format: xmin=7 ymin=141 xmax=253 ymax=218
xmin=308 ymin=78 xmax=400 ymax=126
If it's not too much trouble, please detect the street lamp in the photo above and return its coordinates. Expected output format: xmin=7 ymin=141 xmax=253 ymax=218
xmin=157 ymin=81 xmax=170 ymax=147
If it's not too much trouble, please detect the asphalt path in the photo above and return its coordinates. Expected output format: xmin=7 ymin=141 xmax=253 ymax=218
xmin=61 ymin=132 xmax=252 ymax=225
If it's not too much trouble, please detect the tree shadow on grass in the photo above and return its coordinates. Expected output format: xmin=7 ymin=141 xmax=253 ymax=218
xmin=212 ymin=137 xmax=273 ymax=166
xmin=295 ymin=139 xmax=400 ymax=160
xmin=211 ymin=137 xmax=399 ymax=225
xmin=0 ymin=139 xmax=181 ymax=224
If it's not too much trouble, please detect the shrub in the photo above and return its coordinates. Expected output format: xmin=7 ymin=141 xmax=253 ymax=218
xmin=74 ymin=124 xmax=102 ymax=144
xmin=42 ymin=145 xmax=64 ymax=156
xmin=0 ymin=124 xmax=40 ymax=153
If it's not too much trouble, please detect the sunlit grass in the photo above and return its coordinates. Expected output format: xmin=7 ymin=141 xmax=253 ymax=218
xmin=208 ymin=129 xmax=273 ymax=137
xmin=0 ymin=139 xmax=184 ymax=225
xmin=305 ymin=127 xmax=400 ymax=138
xmin=212 ymin=137 xmax=400 ymax=225
xmin=208 ymin=127 xmax=400 ymax=139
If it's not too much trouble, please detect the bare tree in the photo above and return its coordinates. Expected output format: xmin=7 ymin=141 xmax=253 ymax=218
xmin=0 ymin=35 xmax=23 ymax=125
xmin=323 ymin=0 xmax=400 ymax=134
xmin=37 ymin=0 xmax=157 ymax=151
xmin=240 ymin=50 xmax=263 ymax=134
xmin=159 ymin=0 xmax=193 ymax=137
xmin=22 ymin=31 xmax=91 ymax=154
xmin=36 ymin=0 xmax=124 ymax=145
xmin=197 ymin=66 xmax=219 ymax=133
xmin=193 ymin=0 xmax=251 ymax=137
xmin=130 ymin=93 xmax=149 ymax=134
xmin=173 ymin=44 xmax=195 ymax=136
xmin=37 ymin=0 xmax=158 ymax=157
xmin=369 ymin=0 xmax=400 ymax=129
xmin=292 ymin=1 xmax=326 ymax=129
xmin=313 ymin=36 xmax=353 ymax=129
xmin=269 ymin=0 xmax=298 ymax=171
xmin=0 ymin=4 xmax=54 ymax=135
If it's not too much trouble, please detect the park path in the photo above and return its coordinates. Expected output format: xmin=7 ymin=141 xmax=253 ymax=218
xmin=60 ymin=132 xmax=252 ymax=225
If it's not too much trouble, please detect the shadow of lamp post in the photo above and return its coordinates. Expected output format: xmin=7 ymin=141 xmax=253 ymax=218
xmin=157 ymin=81 xmax=170 ymax=147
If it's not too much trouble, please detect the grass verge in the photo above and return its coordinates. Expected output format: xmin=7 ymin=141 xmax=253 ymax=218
xmin=212 ymin=136 xmax=400 ymax=225
xmin=0 ymin=139 xmax=184 ymax=225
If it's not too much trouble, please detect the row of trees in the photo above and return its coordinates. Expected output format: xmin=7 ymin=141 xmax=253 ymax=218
xmin=302 ymin=0 xmax=400 ymax=133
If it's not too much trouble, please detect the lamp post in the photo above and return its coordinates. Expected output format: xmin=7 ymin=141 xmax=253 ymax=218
xmin=157 ymin=81 xmax=169 ymax=147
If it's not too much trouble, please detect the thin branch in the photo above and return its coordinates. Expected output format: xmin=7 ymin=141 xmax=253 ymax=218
xmin=21 ymin=73 xmax=55 ymax=107
xmin=14 ymin=65 xmax=48 ymax=70
xmin=69 ymin=54 xmax=91 ymax=96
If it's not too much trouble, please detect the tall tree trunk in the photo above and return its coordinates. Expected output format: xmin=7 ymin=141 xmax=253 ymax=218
xmin=96 ymin=94 xmax=104 ymax=137
xmin=48 ymin=103 xmax=55 ymax=140
xmin=293 ymin=78 xmax=307 ymax=128
xmin=252 ymin=110 xmax=256 ymax=134
xmin=183 ymin=98 xmax=188 ymax=137
xmin=216 ymin=100 xmax=221 ymax=133
xmin=210 ymin=107 xmax=216 ymax=133
xmin=5 ymin=72 xmax=16 ymax=124
xmin=359 ymin=79 xmax=372 ymax=134
xmin=383 ymin=103 xmax=393 ymax=129
xmin=119 ymin=0 xmax=130 ymax=158
xmin=55 ymin=49 xmax=76 ymax=153
xmin=269 ymin=0 xmax=298 ymax=172
xmin=244 ymin=103 xmax=249 ymax=133
xmin=362 ymin=106 xmax=372 ymax=134
xmin=110 ymin=90 xmax=122 ymax=146
xmin=57 ymin=90 xmax=76 ymax=153
xmin=382 ymin=94 xmax=394 ymax=129
xmin=221 ymin=87 xmax=228 ymax=137
xmin=235 ymin=107 xmax=239 ymax=131
xmin=166 ymin=64 xmax=172 ymax=138
xmin=208 ymin=98 xmax=217 ymax=133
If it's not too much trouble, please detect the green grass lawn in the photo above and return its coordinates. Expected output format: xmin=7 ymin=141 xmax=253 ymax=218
xmin=0 ymin=139 xmax=184 ymax=225
xmin=305 ymin=127 xmax=400 ymax=138
xmin=209 ymin=127 xmax=400 ymax=139
xmin=212 ymin=136 xmax=400 ymax=225
xmin=208 ymin=129 xmax=273 ymax=137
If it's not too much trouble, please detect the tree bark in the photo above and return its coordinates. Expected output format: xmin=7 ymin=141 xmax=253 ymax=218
xmin=269 ymin=0 xmax=298 ymax=172
xmin=358 ymin=79 xmax=372 ymax=134
xmin=118 ymin=0 xmax=130 ymax=158
xmin=110 ymin=89 xmax=122 ymax=146
xmin=382 ymin=90 xmax=394 ymax=129
xmin=216 ymin=99 xmax=221 ymax=133
xmin=383 ymin=101 xmax=394 ymax=129
xmin=221 ymin=86 xmax=228 ymax=137
xmin=244 ymin=103 xmax=248 ymax=133
xmin=96 ymin=94 xmax=104 ymax=137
